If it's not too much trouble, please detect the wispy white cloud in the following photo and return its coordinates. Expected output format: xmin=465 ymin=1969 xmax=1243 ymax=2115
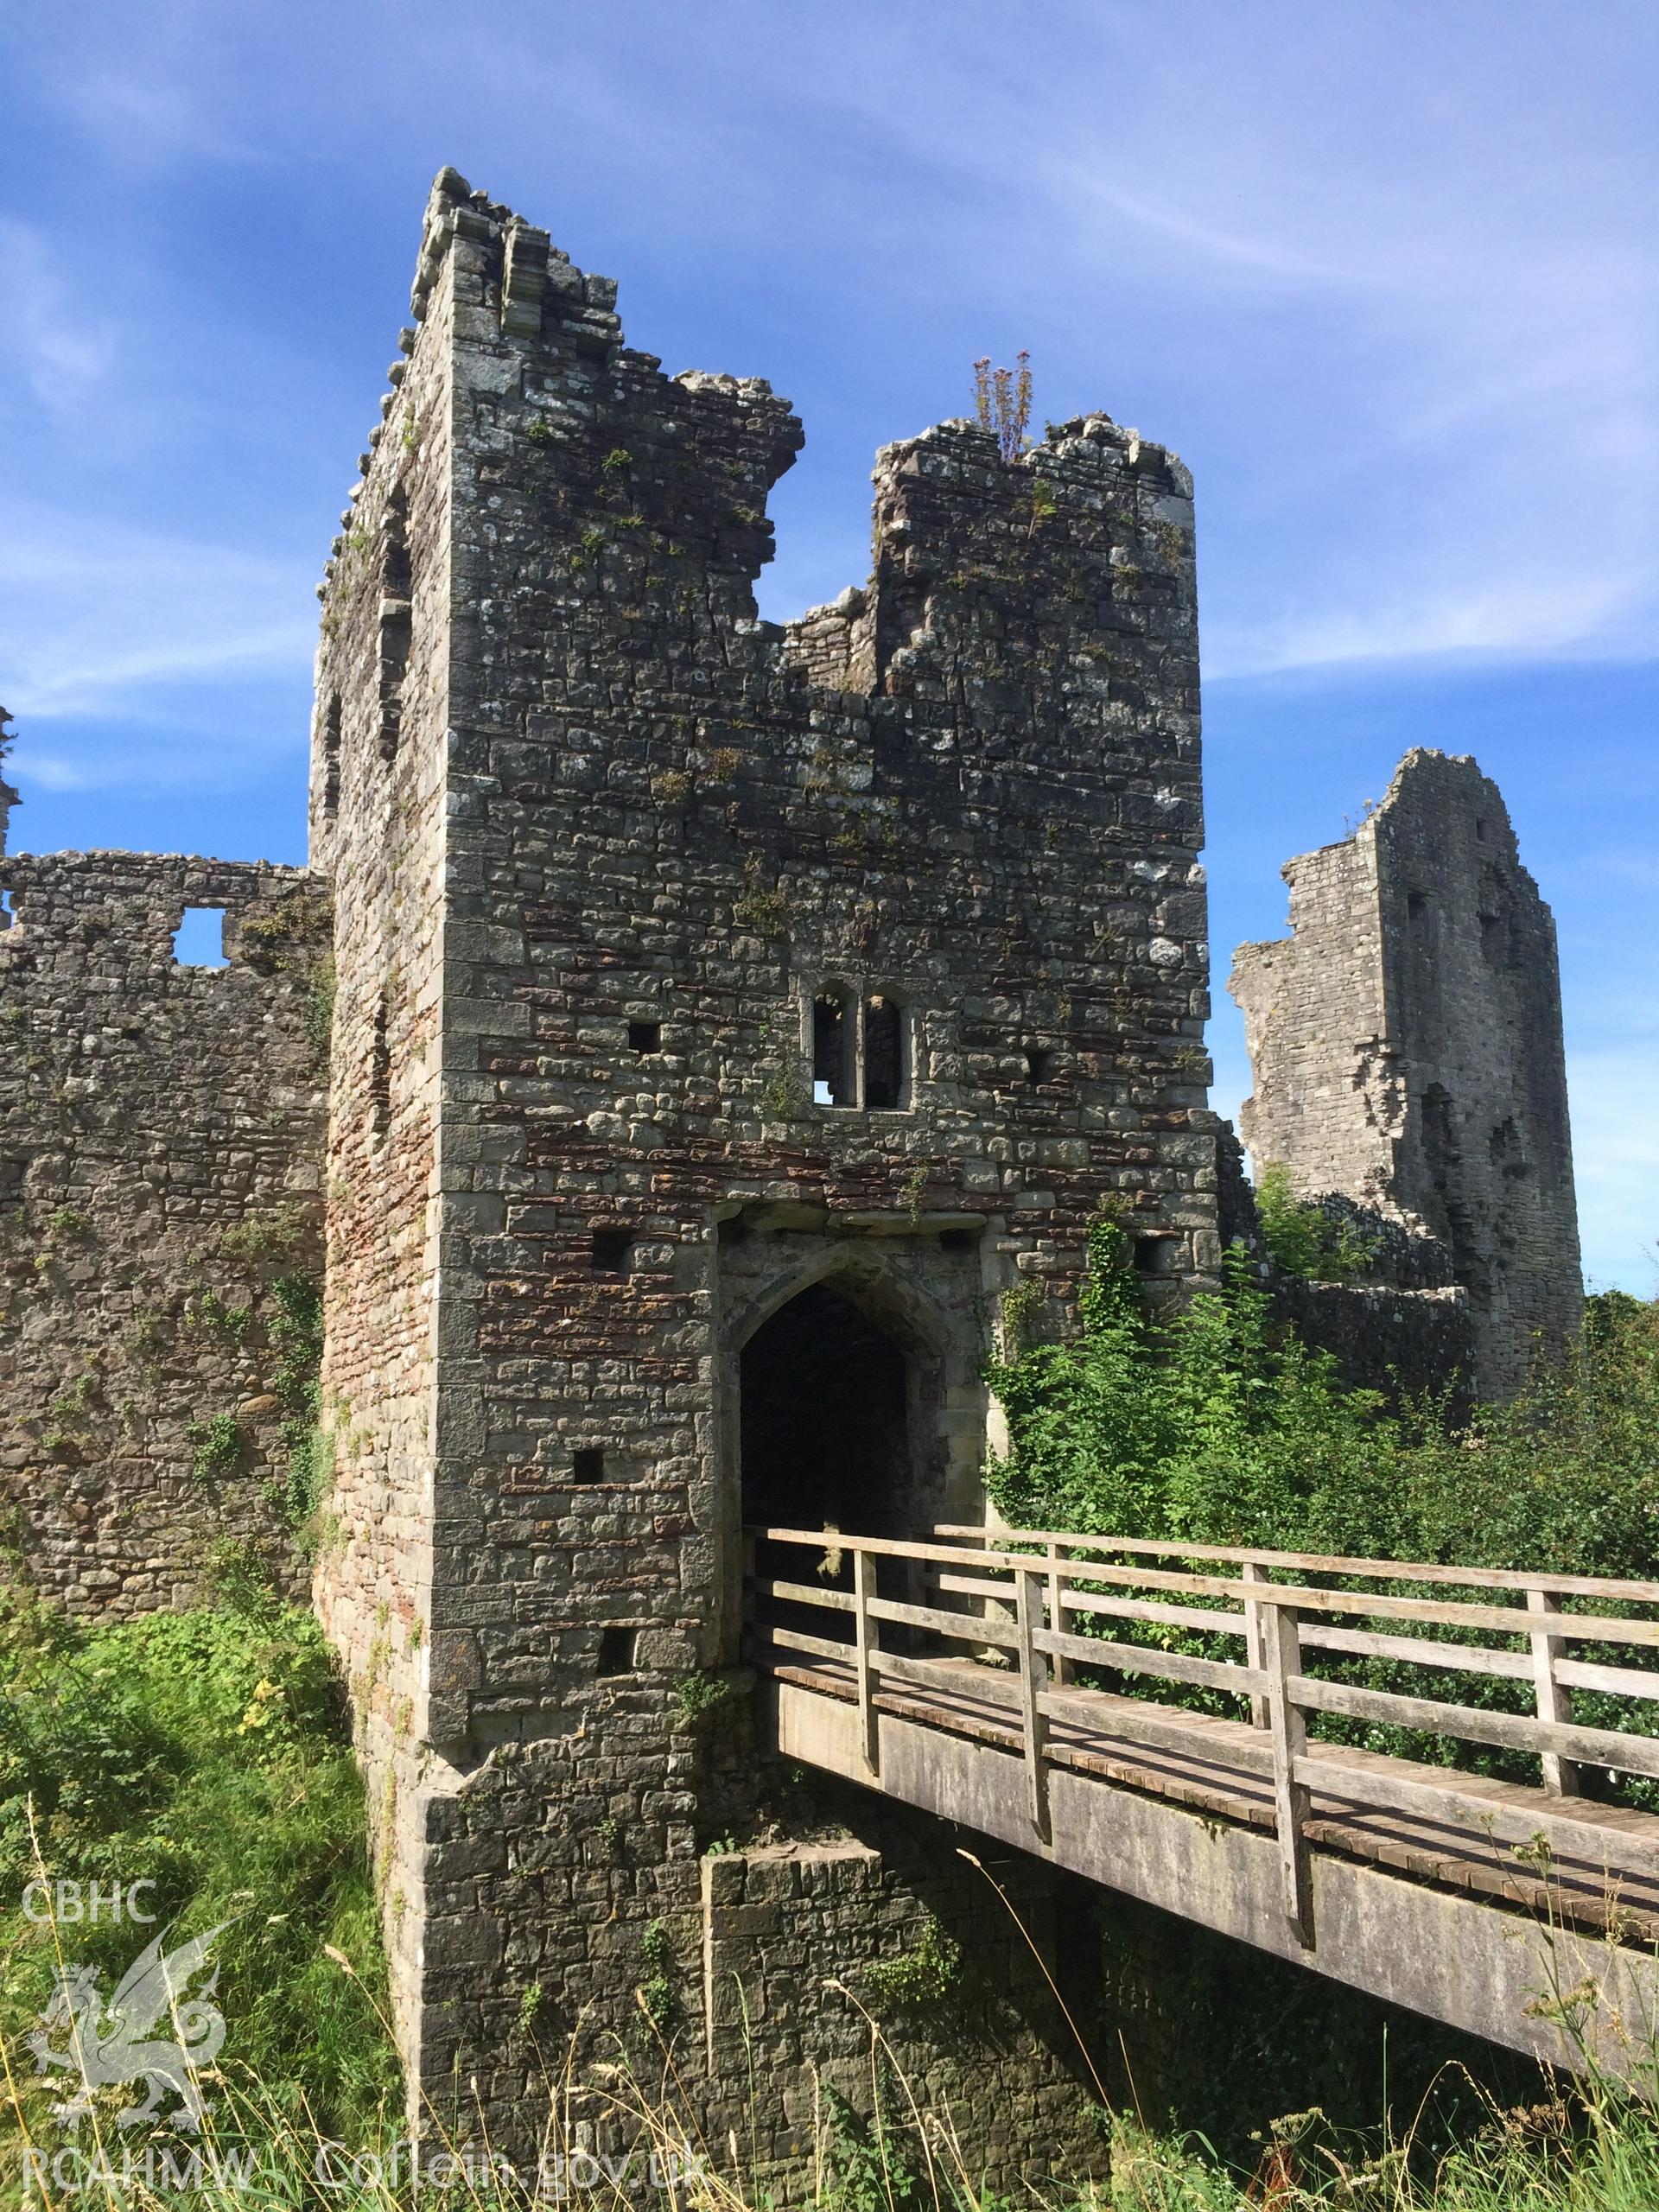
xmin=801 ymin=2 xmax=1659 ymax=680
xmin=0 ymin=219 xmax=118 ymax=415
xmin=0 ymin=501 xmax=314 ymax=791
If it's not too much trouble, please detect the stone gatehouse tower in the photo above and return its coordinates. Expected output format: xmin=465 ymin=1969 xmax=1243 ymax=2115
xmin=0 ymin=162 xmax=1596 ymax=2183
xmin=308 ymin=167 xmax=1215 ymax=2161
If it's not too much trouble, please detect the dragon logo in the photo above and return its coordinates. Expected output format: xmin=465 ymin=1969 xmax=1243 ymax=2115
xmin=28 ymin=1922 xmax=232 ymax=2132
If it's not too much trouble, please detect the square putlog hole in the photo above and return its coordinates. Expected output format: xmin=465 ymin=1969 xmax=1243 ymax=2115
xmin=590 ymin=1229 xmax=632 ymax=1273
xmin=628 ymin=1020 xmax=662 ymax=1053
xmin=572 ymin=1447 xmax=605 ymax=1481
xmin=596 ymin=1626 xmax=637 ymax=1675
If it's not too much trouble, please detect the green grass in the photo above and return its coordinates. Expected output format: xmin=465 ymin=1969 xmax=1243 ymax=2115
xmin=0 ymin=1576 xmax=1657 ymax=2210
xmin=0 ymin=1573 xmax=397 ymax=2150
xmin=3 ymin=1236 xmax=1659 ymax=2206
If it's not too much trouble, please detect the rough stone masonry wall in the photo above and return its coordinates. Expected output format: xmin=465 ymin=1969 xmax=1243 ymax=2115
xmin=310 ymin=165 xmax=1217 ymax=2187
xmin=0 ymin=848 xmax=329 ymax=1612
xmin=1230 ymin=749 xmax=1580 ymax=1398
xmin=1214 ymin=1124 xmax=1473 ymax=1405
xmin=305 ymin=226 xmax=455 ymax=2047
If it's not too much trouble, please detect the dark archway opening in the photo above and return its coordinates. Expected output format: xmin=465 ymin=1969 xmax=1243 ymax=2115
xmin=741 ymin=1281 xmax=910 ymax=1540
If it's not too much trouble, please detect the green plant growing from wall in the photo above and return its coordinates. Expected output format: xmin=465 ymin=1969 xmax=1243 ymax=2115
xmin=238 ymin=893 xmax=335 ymax=1065
xmin=762 ymin=1061 xmax=809 ymax=1120
xmin=1027 ymin=476 xmax=1059 ymax=538
xmin=733 ymin=859 xmax=789 ymax=938
xmin=863 ymin=1914 xmax=963 ymax=2013
xmin=187 ymin=1413 xmax=241 ymax=1486
xmin=214 ymin=1205 xmax=311 ymax=1268
xmin=902 ymin=1164 xmax=928 ymax=1225
xmin=672 ymin=1669 xmax=733 ymax=1729
xmin=998 ymin=1279 xmax=1041 ymax=1354
xmin=264 ymin=1272 xmax=328 ymax=1539
xmin=637 ymin=1917 xmax=677 ymax=2034
xmin=187 ymin=1287 xmax=254 ymax=1342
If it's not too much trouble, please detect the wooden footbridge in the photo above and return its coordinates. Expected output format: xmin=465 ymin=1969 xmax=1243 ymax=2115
xmin=745 ymin=1523 xmax=1659 ymax=2075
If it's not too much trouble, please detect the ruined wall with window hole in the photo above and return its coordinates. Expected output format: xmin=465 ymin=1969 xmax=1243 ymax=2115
xmin=0 ymin=849 xmax=331 ymax=1612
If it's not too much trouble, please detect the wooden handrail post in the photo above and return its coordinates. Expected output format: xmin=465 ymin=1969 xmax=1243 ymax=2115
xmin=1240 ymin=1558 xmax=1270 ymax=1729
xmin=853 ymin=1546 xmax=880 ymax=1777
xmin=1528 ymin=1586 xmax=1582 ymax=1796
xmin=1266 ymin=1597 xmax=1313 ymax=1946
xmin=1046 ymin=1543 xmax=1071 ymax=1687
xmin=1016 ymin=1567 xmax=1052 ymax=1841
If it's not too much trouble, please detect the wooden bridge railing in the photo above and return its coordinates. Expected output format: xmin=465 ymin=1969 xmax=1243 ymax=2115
xmin=744 ymin=1522 xmax=1659 ymax=1942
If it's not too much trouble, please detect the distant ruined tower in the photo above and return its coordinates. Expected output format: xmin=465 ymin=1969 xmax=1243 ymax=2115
xmin=306 ymin=168 xmax=1215 ymax=2175
xmin=1230 ymin=749 xmax=1580 ymax=1398
xmin=0 ymin=709 xmax=17 ymax=861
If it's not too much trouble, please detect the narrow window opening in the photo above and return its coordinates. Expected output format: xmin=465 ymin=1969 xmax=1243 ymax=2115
xmin=378 ymin=489 xmax=412 ymax=764
xmin=1407 ymin=890 xmax=1427 ymax=920
xmin=864 ymin=995 xmax=906 ymax=1109
xmin=596 ymin=1626 xmax=637 ymax=1675
xmin=628 ymin=1020 xmax=662 ymax=1053
xmin=0 ymin=1156 xmax=24 ymax=1211
xmin=813 ymin=988 xmax=854 ymax=1107
xmin=321 ymin=693 xmax=342 ymax=819
xmin=368 ymin=993 xmax=391 ymax=1142
xmin=1475 ymin=817 xmax=1488 ymax=842
xmin=1478 ymin=912 xmax=1502 ymax=963
xmin=591 ymin=1228 xmax=631 ymax=1273
xmin=382 ymin=482 xmax=413 ymax=599
xmin=0 ymin=887 xmax=14 ymax=929
xmin=172 ymin=907 xmax=227 ymax=969
xmin=1023 ymin=1046 xmax=1050 ymax=1087
xmin=572 ymin=1446 xmax=606 ymax=1481
xmin=1132 ymin=1233 xmax=1177 ymax=1278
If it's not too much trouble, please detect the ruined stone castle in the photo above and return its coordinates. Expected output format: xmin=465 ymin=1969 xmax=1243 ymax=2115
xmin=0 ymin=170 xmax=1580 ymax=2181
xmin=1230 ymin=750 xmax=1581 ymax=1399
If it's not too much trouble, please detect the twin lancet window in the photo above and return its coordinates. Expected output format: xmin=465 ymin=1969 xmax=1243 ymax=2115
xmin=812 ymin=988 xmax=909 ymax=1111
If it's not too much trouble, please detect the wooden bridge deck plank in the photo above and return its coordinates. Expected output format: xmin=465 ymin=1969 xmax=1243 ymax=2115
xmin=760 ymin=1644 xmax=1659 ymax=1945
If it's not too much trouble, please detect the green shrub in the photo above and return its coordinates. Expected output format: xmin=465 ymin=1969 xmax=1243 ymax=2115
xmin=268 ymin=1271 xmax=327 ymax=1536
xmin=1254 ymin=1163 xmax=1377 ymax=1281
xmin=988 ymin=1220 xmax=1659 ymax=1799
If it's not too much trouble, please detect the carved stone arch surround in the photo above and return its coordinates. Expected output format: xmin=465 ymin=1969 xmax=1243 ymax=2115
xmin=712 ymin=1226 xmax=1000 ymax=1659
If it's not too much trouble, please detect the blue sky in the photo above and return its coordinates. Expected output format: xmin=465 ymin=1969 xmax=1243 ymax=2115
xmin=3 ymin=1 xmax=1655 ymax=1292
